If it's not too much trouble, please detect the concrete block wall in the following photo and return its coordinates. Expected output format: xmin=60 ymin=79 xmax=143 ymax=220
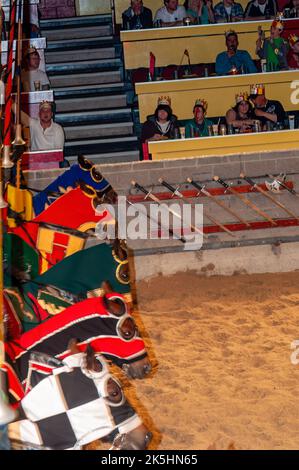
xmin=24 ymin=148 xmax=299 ymax=194
xmin=39 ymin=0 xmax=76 ymax=19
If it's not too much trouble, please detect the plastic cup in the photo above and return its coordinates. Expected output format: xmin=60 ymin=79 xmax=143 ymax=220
xmin=289 ymin=115 xmax=295 ymax=130
xmin=34 ymin=81 xmax=41 ymax=91
xmin=212 ymin=124 xmax=219 ymax=136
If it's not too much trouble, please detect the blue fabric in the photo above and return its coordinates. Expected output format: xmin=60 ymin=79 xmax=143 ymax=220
xmin=33 ymin=164 xmax=111 ymax=216
xmin=215 ymin=50 xmax=257 ymax=75
xmin=214 ymin=2 xmax=244 ymax=21
xmin=0 ymin=425 xmax=10 ymax=450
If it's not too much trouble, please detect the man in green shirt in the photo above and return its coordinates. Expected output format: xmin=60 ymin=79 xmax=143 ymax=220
xmin=256 ymin=16 xmax=289 ymax=71
xmin=185 ymin=99 xmax=213 ymax=137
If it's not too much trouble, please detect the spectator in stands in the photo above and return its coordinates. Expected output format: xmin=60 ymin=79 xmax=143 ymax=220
xmin=185 ymin=99 xmax=213 ymax=137
xmin=288 ymin=34 xmax=299 ymax=69
xmin=21 ymin=47 xmax=50 ymax=92
xmin=249 ymin=83 xmax=286 ymax=128
xmin=122 ymin=0 xmax=153 ymax=30
xmin=216 ymin=31 xmax=257 ymax=75
xmin=283 ymin=0 xmax=299 ymax=18
xmin=141 ymin=96 xmax=180 ymax=142
xmin=184 ymin=0 xmax=215 ymax=24
xmin=256 ymin=17 xmax=289 ymax=71
xmin=226 ymin=92 xmax=256 ymax=132
xmin=154 ymin=0 xmax=187 ymax=27
xmin=214 ymin=0 xmax=244 ymax=22
xmin=244 ymin=0 xmax=277 ymax=20
xmin=19 ymin=101 xmax=65 ymax=151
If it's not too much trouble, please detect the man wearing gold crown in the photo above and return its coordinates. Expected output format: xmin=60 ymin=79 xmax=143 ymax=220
xmin=21 ymin=47 xmax=50 ymax=93
xmin=16 ymin=101 xmax=65 ymax=151
xmin=185 ymin=99 xmax=213 ymax=137
xmin=244 ymin=0 xmax=276 ymax=20
xmin=287 ymin=34 xmax=299 ymax=69
xmin=141 ymin=96 xmax=180 ymax=143
xmin=249 ymin=84 xmax=286 ymax=128
xmin=256 ymin=16 xmax=289 ymax=71
xmin=216 ymin=31 xmax=257 ymax=75
xmin=226 ymin=92 xmax=255 ymax=132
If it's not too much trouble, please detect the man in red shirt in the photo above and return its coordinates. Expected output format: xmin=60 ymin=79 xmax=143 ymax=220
xmin=288 ymin=34 xmax=299 ymax=69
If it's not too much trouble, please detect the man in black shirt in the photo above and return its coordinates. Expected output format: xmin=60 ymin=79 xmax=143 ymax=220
xmin=122 ymin=0 xmax=153 ymax=30
xmin=249 ymin=84 xmax=286 ymax=128
xmin=244 ymin=0 xmax=277 ymax=20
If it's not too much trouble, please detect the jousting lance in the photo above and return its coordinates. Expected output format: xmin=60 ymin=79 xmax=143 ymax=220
xmin=186 ymin=178 xmax=251 ymax=228
xmin=159 ymin=178 xmax=235 ymax=237
xmin=240 ymin=173 xmax=299 ymax=222
xmin=213 ymin=176 xmax=277 ymax=226
xmin=131 ymin=180 xmax=207 ymax=240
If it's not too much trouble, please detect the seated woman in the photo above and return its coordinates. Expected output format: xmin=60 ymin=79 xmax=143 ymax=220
xmin=141 ymin=96 xmax=180 ymax=143
xmin=21 ymin=47 xmax=50 ymax=92
xmin=226 ymin=92 xmax=256 ymax=132
xmin=184 ymin=0 xmax=215 ymax=24
xmin=185 ymin=99 xmax=213 ymax=137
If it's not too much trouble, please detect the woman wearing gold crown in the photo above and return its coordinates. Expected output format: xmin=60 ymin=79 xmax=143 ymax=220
xmin=141 ymin=97 xmax=180 ymax=144
xmin=226 ymin=92 xmax=255 ymax=132
xmin=287 ymin=34 xmax=299 ymax=69
xmin=256 ymin=16 xmax=289 ymax=71
xmin=21 ymin=47 xmax=50 ymax=92
xmin=185 ymin=99 xmax=213 ymax=138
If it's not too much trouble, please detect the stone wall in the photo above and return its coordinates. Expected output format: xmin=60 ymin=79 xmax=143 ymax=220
xmin=24 ymin=149 xmax=299 ymax=194
xmin=39 ymin=0 xmax=76 ymax=19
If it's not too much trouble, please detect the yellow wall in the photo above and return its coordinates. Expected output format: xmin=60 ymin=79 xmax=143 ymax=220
xmin=75 ymin=0 xmax=111 ymax=15
xmin=115 ymin=0 xmax=250 ymax=25
xmin=136 ymin=71 xmax=299 ymax=121
xmin=148 ymin=129 xmax=299 ymax=160
xmin=121 ymin=19 xmax=272 ymax=69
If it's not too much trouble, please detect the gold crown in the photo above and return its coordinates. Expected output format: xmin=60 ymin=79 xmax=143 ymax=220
xmin=26 ymin=46 xmax=38 ymax=56
xmin=225 ymin=29 xmax=236 ymax=38
xmin=194 ymin=98 xmax=208 ymax=111
xmin=157 ymin=96 xmax=171 ymax=106
xmin=235 ymin=92 xmax=249 ymax=104
xmin=272 ymin=13 xmax=284 ymax=30
xmin=39 ymin=100 xmax=52 ymax=111
xmin=289 ymin=33 xmax=299 ymax=46
xmin=250 ymin=84 xmax=265 ymax=96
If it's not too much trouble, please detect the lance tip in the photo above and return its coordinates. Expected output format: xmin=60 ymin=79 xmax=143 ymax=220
xmin=239 ymin=172 xmax=245 ymax=178
xmin=131 ymin=180 xmax=136 ymax=186
xmin=213 ymin=176 xmax=219 ymax=181
xmin=158 ymin=178 xmax=163 ymax=184
xmin=186 ymin=178 xmax=192 ymax=183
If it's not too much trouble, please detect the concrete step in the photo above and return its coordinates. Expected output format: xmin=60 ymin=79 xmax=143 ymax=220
xmin=50 ymin=70 xmax=121 ymax=87
xmin=40 ymin=14 xmax=112 ymax=30
xmin=64 ymin=136 xmax=139 ymax=162
xmin=55 ymin=94 xmax=127 ymax=112
xmin=46 ymin=58 xmax=122 ymax=75
xmin=46 ymin=47 xmax=116 ymax=63
xmin=42 ymin=25 xmax=112 ymax=41
xmin=56 ymin=108 xmax=132 ymax=126
xmin=64 ymin=122 xmax=134 ymax=140
xmin=66 ymin=150 xmax=140 ymax=165
xmin=53 ymin=82 xmax=125 ymax=98
xmin=47 ymin=36 xmax=114 ymax=52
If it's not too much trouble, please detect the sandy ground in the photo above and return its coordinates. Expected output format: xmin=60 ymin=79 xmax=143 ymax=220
xmin=114 ymin=271 xmax=299 ymax=450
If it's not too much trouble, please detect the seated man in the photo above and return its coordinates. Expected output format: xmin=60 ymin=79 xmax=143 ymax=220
xmin=283 ymin=0 xmax=299 ymax=17
xmin=185 ymin=99 xmax=213 ymax=137
xmin=122 ymin=0 xmax=153 ymax=30
xmin=216 ymin=31 xmax=257 ymax=75
xmin=214 ymin=0 xmax=244 ymax=22
xmin=141 ymin=96 xmax=180 ymax=142
xmin=288 ymin=34 xmax=299 ymax=69
xmin=21 ymin=47 xmax=50 ymax=92
xmin=20 ymin=101 xmax=65 ymax=151
xmin=244 ymin=0 xmax=277 ymax=20
xmin=256 ymin=17 xmax=288 ymax=71
xmin=249 ymin=83 xmax=286 ymax=128
xmin=154 ymin=0 xmax=187 ymax=27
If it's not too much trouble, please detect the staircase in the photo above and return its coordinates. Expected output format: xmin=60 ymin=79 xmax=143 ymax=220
xmin=40 ymin=14 xmax=139 ymax=164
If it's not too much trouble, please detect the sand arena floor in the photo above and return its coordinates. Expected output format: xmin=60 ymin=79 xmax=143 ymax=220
xmin=112 ymin=271 xmax=299 ymax=450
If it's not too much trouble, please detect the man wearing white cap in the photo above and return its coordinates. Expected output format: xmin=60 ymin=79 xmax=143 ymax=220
xmin=21 ymin=47 xmax=50 ymax=93
xmin=19 ymin=101 xmax=65 ymax=151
